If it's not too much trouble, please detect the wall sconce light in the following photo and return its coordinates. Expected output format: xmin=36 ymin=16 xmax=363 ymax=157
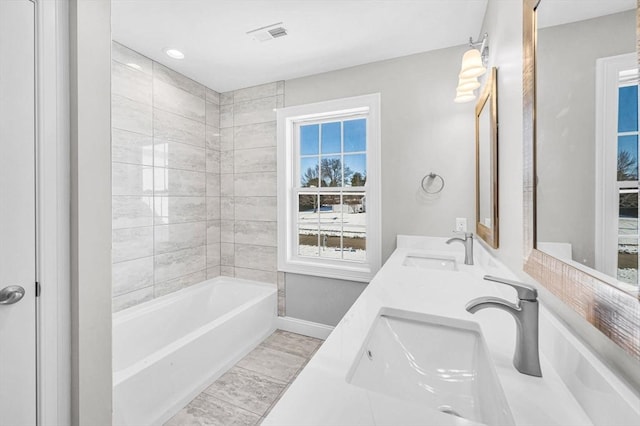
xmin=454 ymin=33 xmax=489 ymax=103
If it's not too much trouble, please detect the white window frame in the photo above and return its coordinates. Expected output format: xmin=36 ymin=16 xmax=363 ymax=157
xmin=595 ymin=52 xmax=637 ymax=276
xmin=277 ymin=94 xmax=381 ymax=282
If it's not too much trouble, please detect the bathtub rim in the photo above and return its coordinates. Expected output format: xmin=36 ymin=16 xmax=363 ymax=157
xmin=112 ymin=275 xmax=276 ymax=325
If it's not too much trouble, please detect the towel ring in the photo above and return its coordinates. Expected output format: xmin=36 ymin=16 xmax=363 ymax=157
xmin=421 ymin=173 xmax=445 ymax=194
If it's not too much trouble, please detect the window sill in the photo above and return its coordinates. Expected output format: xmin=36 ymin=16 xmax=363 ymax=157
xmin=279 ymin=259 xmax=374 ymax=283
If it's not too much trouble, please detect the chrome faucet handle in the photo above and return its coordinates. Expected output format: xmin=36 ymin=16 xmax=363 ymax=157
xmin=483 ymin=275 xmax=537 ymax=301
xmin=451 ymin=230 xmax=473 ymax=239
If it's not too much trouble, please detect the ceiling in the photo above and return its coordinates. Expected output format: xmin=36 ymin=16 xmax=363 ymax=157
xmin=111 ymin=0 xmax=489 ymax=92
xmin=538 ymin=0 xmax=635 ymax=28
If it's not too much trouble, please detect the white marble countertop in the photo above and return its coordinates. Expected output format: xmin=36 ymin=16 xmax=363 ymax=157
xmin=263 ymin=235 xmax=595 ymax=426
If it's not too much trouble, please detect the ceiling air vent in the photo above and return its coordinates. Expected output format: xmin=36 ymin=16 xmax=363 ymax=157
xmin=247 ymin=22 xmax=288 ymax=42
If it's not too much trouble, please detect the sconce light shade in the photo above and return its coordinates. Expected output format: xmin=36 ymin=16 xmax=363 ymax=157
xmin=454 ymin=89 xmax=476 ymax=103
xmin=459 ymin=48 xmax=486 ymax=79
xmin=457 ymin=76 xmax=481 ymax=92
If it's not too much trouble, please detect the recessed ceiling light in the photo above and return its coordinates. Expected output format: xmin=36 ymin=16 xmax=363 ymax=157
xmin=164 ymin=48 xmax=184 ymax=59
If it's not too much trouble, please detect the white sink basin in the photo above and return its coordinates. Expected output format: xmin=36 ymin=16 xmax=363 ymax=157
xmin=347 ymin=308 xmax=514 ymax=425
xmin=402 ymin=253 xmax=457 ymax=271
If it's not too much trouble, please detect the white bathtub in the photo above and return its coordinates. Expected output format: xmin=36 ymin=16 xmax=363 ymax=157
xmin=112 ymin=277 xmax=277 ymax=426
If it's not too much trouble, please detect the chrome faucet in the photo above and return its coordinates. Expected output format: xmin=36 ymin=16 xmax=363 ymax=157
xmin=466 ymin=275 xmax=542 ymax=377
xmin=446 ymin=232 xmax=474 ymax=265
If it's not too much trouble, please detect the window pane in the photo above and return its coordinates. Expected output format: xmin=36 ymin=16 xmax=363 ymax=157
xmin=319 ymin=194 xmax=343 ymax=259
xmin=344 ymin=119 xmax=366 ymax=152
xmin=321 ymin=122 xmax=341 ymax=154
xmin=300 ymin=157 xmax=319 ymax=187
xmin=617 ymin=236 xmax=638 ymax=286
xmin=619 ymin=191 xmax=638 ymax=234
xmin=344 ymin=154 xmax=366 ymax=186
xmin=618 ymin=85 xmax=638 ymax=132
xmin=617 ymin=135 xmax=638 ymax=181
xmin=320 ymin=155 xmax=343 ymax=187
xmin=343 ymin=193 xmax=366 ymax=261
xmin=298 ymin=194 xmax=319 ymax=257
xmin=300 ymin=124 xmax=319 ymax=155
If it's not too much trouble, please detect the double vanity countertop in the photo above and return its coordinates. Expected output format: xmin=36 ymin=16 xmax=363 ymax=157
xmin=263 ymin=235 xmax=596 ymax=426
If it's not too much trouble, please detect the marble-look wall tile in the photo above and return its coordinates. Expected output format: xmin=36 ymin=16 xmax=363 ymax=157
xmin=207 ymin=197 xmax=221 ymax=220
xmin=206 ymin=173 xmax=221 ymax=196
xmin=154 ymin=109 xmax=206 ymax=148
xmin=233 ymin=82 xmax=278 ymax=103
xmin=207 ymin=266 xmax=221 ymax=279
xmin=234 ymin=244 xmax=277 ymax=272
xmin=154 ymin=196 xmax=207 ymax=225
xmin=277 ymin=271 xmax=286 ymax=316
xmin=234 ymin=197 xmax=277 ymax=222
xmin=112 ymin=43 xmax=219 ymax=306
xmin=112 ymin=256 xmax=154 ymax=297
xmin=112 ymin=163 xmax=153 ymax=196
xmin=234 ymin=147 xmax=277 ymax=173
xmin=220 ymin=91 xmax=234 ymax=105
xmin=220 ymin=150 xmax=234 ymax=174
xmin=207 ymin=242 xmax=221 ymax=268
xmin=220 ymin=104 xmax=234 ymax=128
xmin=206 ymin=126 xmax=221 ymax=151
xmin=234 ymin=267 xmax=277 ymax=285
xmin=113 ymin=196 xmax=154 ymax=229
xmin=112 ymin=226 xmax=154 ymax=263
xmin=154 ymin=246 xmax=206 ymax=283
xmin=233 ymin=96 xmax=277 ymax=127
xmin=154 ymin=79 xmax=206 ymax=122
xmin=206 ymin=87 xmax=220 ymax=105
xmin=112 ymin=61 xmax=152 ymax=105
xmin=154 ymin=221 xmax=206 ymax=255
xmin=112 ymin=94 xmax=153 ymax=135
xmin=234 ymin=172 xmax=276 ymax=197
xmin=154 ymin=270 xmax=206 ymax=298
xmin=112 ymin=129 xmax=153 ymax=166
xmin=220 ymin=128 xmax=234 ymax=151
xmin=220 ymin=197 xmax=234 ymax=220
xmin=112 ymin=286 xmax=154 ymax=313
xmin=220 ymin=266 xmax=235 ymax=277
xmin=234 ymin=122 xmax=277 ymax=150
xmin=154 ymin=168 xmax=206 ymax=196
xmin=234 ymin=221 xmax=277 ymax=247
xmin=221 ymin=243 xmax=235 ymax=266
xmin=153 ymin=62 xmax=205 ymax=98
xmin=112 ymin=42 xmax=152 ymax=75
xmin=221 ymin=174 xmax=234 ymax=197
xmin=207 ymin=220 xmax=221 ymax=244
xmin=206 ymin=148 xmax=220 ymax=173
xmin=276 ymin=80 xmax=284 ymax=95
xmin=206 ymin=101 xmax=220 ymax=128
xmin=220 ymin=220 xmax=235 ymax=243
xmin=154 ymin=139 xmax=206 ymax=172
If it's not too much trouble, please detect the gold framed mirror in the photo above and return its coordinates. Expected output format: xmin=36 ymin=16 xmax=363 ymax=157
xmin=476 ymin=67 xmax=499 ymax=248
xmin=523 ymin=0 xmax=640 ymax=360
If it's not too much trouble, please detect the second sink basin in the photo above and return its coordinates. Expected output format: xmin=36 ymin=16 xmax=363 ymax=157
xmin=346 ymin=308 xmax=514 ymax=425
xmin=402 ymin=253 xmax=458 ymax=271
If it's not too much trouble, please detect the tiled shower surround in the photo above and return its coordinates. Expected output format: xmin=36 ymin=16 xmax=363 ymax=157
xmin=111 ymin=42 xmax=221 ymax=311
xmin=111 ymin=42 xmax=285 ymax=312
xmin=218 ymin=82 xmax=283 ymax=285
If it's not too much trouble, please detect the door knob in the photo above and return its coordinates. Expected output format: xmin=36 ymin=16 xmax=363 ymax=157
xmin=0 ymin=285 xmax=25 ymax=305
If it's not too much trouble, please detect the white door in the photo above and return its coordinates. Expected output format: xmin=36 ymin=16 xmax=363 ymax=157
xmin=0 ymin=0 xmax=38 ymax=425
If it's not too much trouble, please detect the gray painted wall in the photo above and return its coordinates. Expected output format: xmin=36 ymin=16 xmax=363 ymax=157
xmin=284 ymin=274 xmax=367 ymax=327
xmin=282 ymin=46 xmax=476 ymax=325
xmin=537 ymin=10 xmax=636 ymax=267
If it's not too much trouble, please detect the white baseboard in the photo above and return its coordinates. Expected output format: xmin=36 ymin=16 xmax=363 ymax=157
xmin=276 ymin=316 xmax=334 ymax=340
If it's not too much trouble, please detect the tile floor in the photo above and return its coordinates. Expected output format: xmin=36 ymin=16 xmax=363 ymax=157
xmin=165 ymin=330 xmax=323 ymax=425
